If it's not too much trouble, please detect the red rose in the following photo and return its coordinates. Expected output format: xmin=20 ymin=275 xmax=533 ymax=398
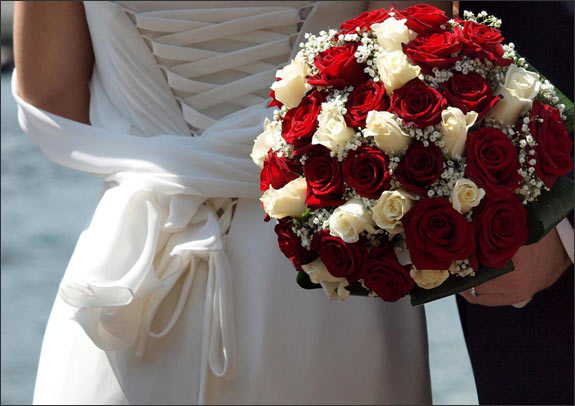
xmin=345 ymin=80 xmax=390 ymax=128
xmin=402 ymin=4 xmax=449 ymax=33
xmin=303 ymin=145 xmax=346 ymax=208
xmin=282 ymin=90 xmax=324 ymax=153
xmin=404 ymin=32 xmax=462 ymax=75
xmin=465 ymin=128 xmax=521 ymax=201
xmin=454 ymin=21 xmax=512 ymax=66
xmin=260 ymin=152 xmax=301 ymax=191
xmin=474 ymin=196 xmax=528 ymax=268
xmin=391 ymin=78 xmax=447 ymax=128
xmin=529 ymin=101 xmax=573 ymax=188
xmin=440 ymin=73 xmax=500 ymax=120
xmin=307 ymin=43 xmax=369 ymax=89
xmin=402 ymin=197 xmax=476 ymax=270
xmin=312 ymin=230 xmax=368 ymax=282
xmin=364 ymin=244 xmax=414 ymax=302
xmin=339 ymin=8 xmax=390 ymax=35
xmin=275 ymin=221 xmax=318 ymax=271
xmin=343 ymin=144 xmax=391 ymax=199
xmin=395 ymin=142 xmax=444 ymax=196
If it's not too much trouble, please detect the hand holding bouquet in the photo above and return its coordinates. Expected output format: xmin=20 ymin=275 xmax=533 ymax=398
xmin=251 ymin=4 xmax=574 ymax=305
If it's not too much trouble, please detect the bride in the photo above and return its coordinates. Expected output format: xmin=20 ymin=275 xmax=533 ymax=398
xmin=14 ymin=1 xmax=452 ymax=404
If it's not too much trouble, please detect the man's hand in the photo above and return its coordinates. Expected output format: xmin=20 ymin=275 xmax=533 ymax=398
xmin=459 ymin=228 xmax=572 ymax=306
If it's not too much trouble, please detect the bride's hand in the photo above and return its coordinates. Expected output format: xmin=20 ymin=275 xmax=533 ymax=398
xmin=459 ymin=228 xmax=572 ymax=307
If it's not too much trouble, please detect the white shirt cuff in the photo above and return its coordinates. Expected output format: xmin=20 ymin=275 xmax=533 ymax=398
xmin=556 ymin=218 xmax=574 ymax=264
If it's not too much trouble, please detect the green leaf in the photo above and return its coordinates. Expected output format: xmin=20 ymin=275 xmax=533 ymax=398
xmin=525 ymin=176 xmax=574 ymax=245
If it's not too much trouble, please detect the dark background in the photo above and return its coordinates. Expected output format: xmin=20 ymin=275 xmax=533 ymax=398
xmin=462 ymin=1 xmax=574 ymax=101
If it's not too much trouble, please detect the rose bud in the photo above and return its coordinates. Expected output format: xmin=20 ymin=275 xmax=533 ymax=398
xmin=345 ymin=80 xmax=390 ymax=128
xmin=364 ymin=243 xmax=414 ymax=302
xmin=440 ymin=73 xmax=500 ymax=120
xmin=307 ymin=43 xmax=368 ymax=89
xmin=454 ymin=20 xmax=512 ymax=66
xmin=395 ymin=142 xmax=444 ymax=196
xmin=474 ymin=196 xmax=528 ymax=268
xmin=391 ymin=78 xmax=447 ymax=128
xmin=282 ymin=90 xmax=324 ymax=155
xmin=343 ymin=144 xmax=392 ymax=199
xmin=529 ymin=101 xmax=573 ymax=188
xmin=303 ymin=145 xmax=346 ymax=209
xmin=275 ymin=220 xmax=318 ymax=271
xmin=465 ymin=128 xmax=521 ymax=201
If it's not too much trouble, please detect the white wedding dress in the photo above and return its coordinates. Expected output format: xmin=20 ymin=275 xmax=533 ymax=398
xmin=14 ymin=1 xmax=432 ymax=404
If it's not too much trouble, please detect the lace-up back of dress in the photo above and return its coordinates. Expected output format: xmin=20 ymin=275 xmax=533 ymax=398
xmin=115 ymin=1 xmax=314 ymax=135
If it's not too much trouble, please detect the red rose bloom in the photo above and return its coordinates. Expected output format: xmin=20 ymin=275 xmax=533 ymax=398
xmin=343 ymin=144 xmax=391 ymax=199
xmin=345 ymin=80 xmax=390 ymax=128
xmin=402 ymin=197 xmax=475 ymax=270
xmin=454 ymin=21 xmax=512 ymax=66
xmin=404 ymin=31 xmax=462 ymax=75
xmin=529 ymin=101 xmax=573 ymax=188
xmin=474 ymin=196 xmax=528 ymax=268
xmin=392 ymin=78 xmax=447 ymax=128
xmin=311 ymin=230 xmax=367 ymax=282
xmin=282 ymin=90 xmax=324 ymax=154
xmin=364 ymin=244 xmax=414 ymax=302
xmin=307 ymin=43 xmax=369 ymax=89
xmin=402 ymin=4 xmax=449 ymax=33
xmin=465 ymin=128 xmax=521 ymax=201
xmin=440 ymin=72 xmax=500 ymax=120
xmin=303 ymin=145 xmax=346 ymax=208
xmin=260 ymin=152 xmax=301 ymax=191
xmin=339 ymin=8 xmax=390 ymax=35
xmin=275 ymin=221 xmax=318 ymax=271
xmin=395 ymin=142 xmax=444 ymax=196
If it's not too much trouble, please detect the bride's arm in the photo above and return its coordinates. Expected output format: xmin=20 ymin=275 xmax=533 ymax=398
xmin=14 ymin=1 xmax=94 ymax=124
xmin=367 ymin=1 xmax=454 ymax=15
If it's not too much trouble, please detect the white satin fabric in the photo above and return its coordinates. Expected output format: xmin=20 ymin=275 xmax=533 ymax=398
xmin=17 ymin=2 xmax=432 ymax=404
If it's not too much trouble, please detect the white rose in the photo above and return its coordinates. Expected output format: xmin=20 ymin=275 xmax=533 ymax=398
xmin=271 ymin=55 xmax=310 ymax=109
xmin=328 ymin=199 xmax=377 ymax=243
xmin=260 ymin=177 xmax=307 ymax=219
xmin=372 ymin=188 xmax=417 ymax=234
xmin=489 ymin=64 xmax=541 ymax=125
xmin=312 ymin=104 xmax=355 ymax=152
xmin=250 ymin=118 xmax=278 ymax=168
xmin=410 ymin=266 xmax=450 ymax=289
xmin=440 ymin=107 xmax=478 ymax=158
xmin=376 ymin=50 xmax=421 ymax=95
xmin=450 ymin=178 xmax=485 ymax=213
xmin=302 ymin=258 xmax=350 ymax=301
xmin=364 ymin=110 xmax=412 ymax=155
xmin=371 ymin=17 xmax=417 ymax=51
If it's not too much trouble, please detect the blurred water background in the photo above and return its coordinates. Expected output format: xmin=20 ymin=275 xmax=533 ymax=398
xmin=0 ymin=1 xmax=478 ymax=403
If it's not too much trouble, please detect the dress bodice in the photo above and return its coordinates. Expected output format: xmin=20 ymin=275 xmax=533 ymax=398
xmin=114 ymin=1 xmax=315 ymax=134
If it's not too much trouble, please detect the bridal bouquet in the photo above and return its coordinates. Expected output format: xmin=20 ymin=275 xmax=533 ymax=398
xmin=251 ymin=5 xmax=574 ymax=305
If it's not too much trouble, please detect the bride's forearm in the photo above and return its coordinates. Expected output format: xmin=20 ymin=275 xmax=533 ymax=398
xmin=14 ymin=1 xmax=94 ymax=124
xmin=367 ymin=1 xmax=454 ymax=16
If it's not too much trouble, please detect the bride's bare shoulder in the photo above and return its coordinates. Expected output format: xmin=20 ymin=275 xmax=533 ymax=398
xmin=14 ymin=1 xmax=94 ymax=124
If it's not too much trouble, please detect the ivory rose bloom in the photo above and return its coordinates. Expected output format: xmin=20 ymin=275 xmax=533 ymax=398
xmin=450 ymin=178 xmax=485 ymax=213
xmin=312 ymin=104 xmax=355 ymax=151
xmin=489 ymin=64 xmax=541 ymax=125
xmin=302 ymin=258 xmax=350 ymax=301
xmin=372 ymin=188 xmax=417 ymax=234
xmin=251 ymin=118 xmax=277 ymax=168
xmin=260 ymin=177 xmax=307 ymax=219
xmin=328 ymin=199 xmax=377 ymax=243
xmin=376 ymin=50 xmax=422 ymax=94
xmin=371 ymin=17 xmax=417 ymax=51
xmin=271 ymin=54 xmax=310 ymax=109
xmin=364 ymin=110 xmax=412 ymax=155
xmin=409 ymin=266 xmax=450 ymax=289
xmin=440 ymin=107 xmax=478 ymax=158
